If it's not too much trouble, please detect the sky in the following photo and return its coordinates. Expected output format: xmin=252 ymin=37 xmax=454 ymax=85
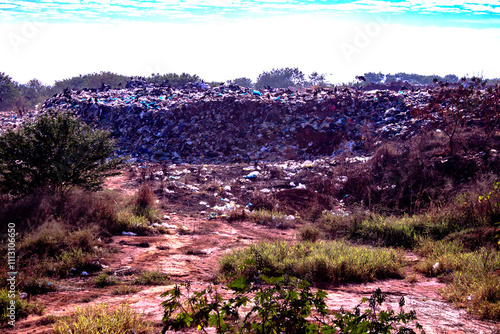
xmin=1 ymin=0 xmax=500 ymax=85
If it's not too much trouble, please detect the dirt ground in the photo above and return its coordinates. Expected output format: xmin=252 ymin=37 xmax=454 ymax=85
xmin=5 ymin=164 xmax=500 ymax=334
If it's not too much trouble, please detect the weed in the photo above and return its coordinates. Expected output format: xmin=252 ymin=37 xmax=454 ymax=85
xmin=55 ymin=248 xmax=101 ymax=278
xmin=52 ymin=303 xmax=154 ymax=334
xmin=94 ymin=272 xmax=118 ymax=288
xmin=219 ymin=240 xmax=403 ymax=283
xmin=161 ymin=274 xmax=424 ymax=334
xmin=110 ymin=210 xmax=156 ymax=236
xmin=133 ymin=182 xmax=159 ymax=222
xmin=416 ymin=239 xmax=500 ymax=320
xmin=226 ymin=208 xmax=247 ymax=222
xmin=405 ymin=274 xmax=419 ymax=284
xmin=298 ymin=224 xmax=323 ymax=242
xmin=134 ymin=269 xmax=169 ymax=285
xmin=112 ymin=285 xmax=140 ymax=296
xmin=18 ymin=275 xmax=57 ymax=296
xmin=249 ymin=209 xmax=293 ymax=229
xmin=1 ymin=288 xmax=44 ymax=324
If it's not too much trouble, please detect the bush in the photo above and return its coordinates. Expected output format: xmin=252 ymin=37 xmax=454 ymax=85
xmin=161 ymin=274 xmax=424 ymax=334
xmin=52 ymin=303 xmax=154 ymax=334
xmin=0 ymin=111 xmax=121 ymax=196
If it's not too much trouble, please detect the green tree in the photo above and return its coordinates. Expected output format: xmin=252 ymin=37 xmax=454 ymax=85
xmin=0 ymin=112 xmax=122 ymax=196
xmin=15 ymin=78 xmax=49 ymax=116
xmin=51 ymin=71 xmax=129 ymax=92
xmin=0 ymin=72 xmax=20 ymax=111
xmin=146 ymin=72 xmax=201 ymax=86
xmin=363 ymin=72 xmax=385 ymax=84
xmin=255 ymin=67 xmax=305 ymax=89
xmin=228 ymin=77 xmax=254 ymax=88
xmin=307 ymin=72 xmax=327 ymax=86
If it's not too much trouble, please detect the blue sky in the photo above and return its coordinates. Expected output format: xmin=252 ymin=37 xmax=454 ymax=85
xmin=1 ymin=0 xmax=500 ymax=85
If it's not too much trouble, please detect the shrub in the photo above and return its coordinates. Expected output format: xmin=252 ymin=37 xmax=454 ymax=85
xmin=112 ymin=285 xmax=139 ymax=296
xmin=109 ymin=210 xmax=155 ymax=236
xmin=299 ymin=224 xmax=323 ymax=242
xmin=15 ymin=219 xmax=101 ymax=276
xmin=17 ymin=275 xmax=57 ymax=297
xmin=54 ymin=248 xmax=101 ymax=278
xmin=0 ymin=111 xmax=121 ymax=196
xmin=52 ymin=303 xmax=154 ymax=334
xmin=133 ymin=182 xmax=159 ymax=222
xmin=161 ymin=274 xmax=424 ymax=334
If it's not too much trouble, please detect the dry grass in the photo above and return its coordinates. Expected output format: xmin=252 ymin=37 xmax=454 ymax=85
xmin=52 ymin=303 xmax=155 ymax=334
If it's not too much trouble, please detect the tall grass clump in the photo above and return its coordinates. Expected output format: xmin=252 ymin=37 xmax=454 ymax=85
xmin=134 ymin=269 xmax=169 ymax=285
xmin=1 ymin=289 xmax=44 ymax=324
xmin=132 ymin=182 xmax=159 ymax=223
xmin=52 ymin=303 xmax=155 ymax=334
xmin=249 ymin=209 xmax=293 ymax=229
xmin=219 ymin=240 xmax=403 ymax=283
xmin=16 ymin=220 xmax=102 ymax=277
xmin=416 ymin=239 xmax=500 ymax=320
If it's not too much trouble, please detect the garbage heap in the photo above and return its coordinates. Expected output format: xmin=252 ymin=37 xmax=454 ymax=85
xmin=41 ymin=82 xmax=437 ymax=163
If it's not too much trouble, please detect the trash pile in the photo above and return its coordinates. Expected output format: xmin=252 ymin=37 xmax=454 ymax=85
xmin=0 ymin=110 xmax=39 ymax=134
xmin=128 ymin=158 xmax=350 ymax=221
xmin=41 ymin=82 xmax=438 ymax=164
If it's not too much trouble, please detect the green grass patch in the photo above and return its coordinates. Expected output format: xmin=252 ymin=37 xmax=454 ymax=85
xmin=134 ymin=269 xmax=169 ymax=285
xmin=16 ymin=220 xmax=102 ymax=278
xmin=249 ymin=209 xmax=293 ymax=229
xmin=219 ymin=240 xmax=404 ymax=283
xmin=344 ymin=209 xmax=491 ymax=249
xmin=94 ymin=272 xmax=118 ymax=288
xmin=112 ymin=285 xmax=140 ymax=296
xmin=52 ymin=303 xmax=154 ymax=334
xmin=416 ymin=239 xmax=500 ymax=320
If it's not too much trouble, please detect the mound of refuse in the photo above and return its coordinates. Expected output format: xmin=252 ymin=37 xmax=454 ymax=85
xmin=39 ymin=82 xmax=460 ymax=163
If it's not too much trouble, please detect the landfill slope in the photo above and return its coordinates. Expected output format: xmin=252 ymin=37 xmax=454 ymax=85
xmin=41 ymin=82 xmax=436 ymax=163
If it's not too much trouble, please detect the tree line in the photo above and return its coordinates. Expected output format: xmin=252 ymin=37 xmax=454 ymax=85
xmin=2 ymin=69 xmax=496 ymax=113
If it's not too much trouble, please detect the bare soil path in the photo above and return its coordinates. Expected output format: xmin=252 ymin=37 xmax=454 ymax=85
xmin=5 ymin=167 xmax=500 ymax=334
xmin=7 ymin=215 xmax=500 ymax=334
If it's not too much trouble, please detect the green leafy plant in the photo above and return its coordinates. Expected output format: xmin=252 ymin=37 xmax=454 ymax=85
xmin=0 ymin=111 xmax=122 ymax=196
xmin=161 ymin=273 xmax=424 ymax=334
xmin=333 ymin=288 xmax=424 ymax=334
